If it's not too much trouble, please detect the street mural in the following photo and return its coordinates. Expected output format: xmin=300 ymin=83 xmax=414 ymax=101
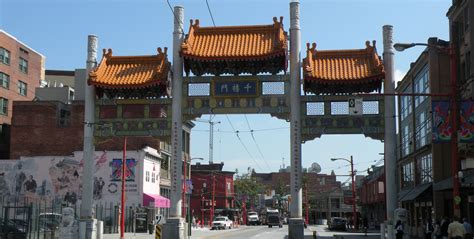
xmin=0 ymin=151 xmax=141 ymax=206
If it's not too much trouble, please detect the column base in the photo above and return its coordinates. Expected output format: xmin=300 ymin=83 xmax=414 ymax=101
xmin=288 ymin=218 xmax=304 ymax=239
xmin=78 ymin=218 xmax=97 ymax=239
xmin=163 ymin=217 xmax=185 ymax=239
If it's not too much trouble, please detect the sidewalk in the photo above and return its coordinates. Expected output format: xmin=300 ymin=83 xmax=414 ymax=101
xmin=102 ymin=233 xmax=156 ymax=239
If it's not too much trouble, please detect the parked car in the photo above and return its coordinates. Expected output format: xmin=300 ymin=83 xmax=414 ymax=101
xmin=328 ymin=217 xmax=347 ymax=231
xmin=39 ymin=213 xmax=62 ymax=231
xmin=211 ymin=216 xmax=233 ymax=230
xmin=247 ymin=211 xmax=260 ymax=225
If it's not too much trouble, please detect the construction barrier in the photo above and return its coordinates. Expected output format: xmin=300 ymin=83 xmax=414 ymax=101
xmin=155 ymin=224 xmax=162 ymax=239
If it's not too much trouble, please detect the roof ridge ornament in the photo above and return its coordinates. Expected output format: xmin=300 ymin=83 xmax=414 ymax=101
xmin=103 ymin=48 xmax=113 ymax=60
xmin=157 ymin=47 xmax=168 ymax=57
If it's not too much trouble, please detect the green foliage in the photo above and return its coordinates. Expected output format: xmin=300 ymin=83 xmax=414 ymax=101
xmin=234 ymin=178 xmax=264 ymax=198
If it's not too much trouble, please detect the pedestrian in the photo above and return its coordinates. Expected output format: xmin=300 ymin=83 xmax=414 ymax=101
xmin=463 ymin=218 xmax=473 ymax=239
xmin=448 ymin=216 xmax=465 ymax=239
xmin=425 ymin=218 xmax=434 ymax=239
xmin=441 ymin=217 xmax=450 ymax=239
xmin=434 ymin=219 xmax=442 ymax=239
xmin=192 ymin=216 xmax=197 ymax=228
xmin=395 ymin=220 xmax=404 ymax=239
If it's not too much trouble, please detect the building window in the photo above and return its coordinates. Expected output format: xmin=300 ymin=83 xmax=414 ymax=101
xmin=415 ymin=111 xmax=431 ymax=149
xmin=151 ymin=172 xmax=155 ymax=183
xmin=19 ymin=47 xmax=29 ymax=55
xmin=0 ymin=48 xmax=10 ymax=65
xmin=18 ymin=80 xmax=27 ymax=96
xmin=0 ymin=98 xmax=8 ymax=115
xmin=401 ymin=125 xmax=412 ymax=156
xmin=59 ymin=109 xmax=70 ymax=127
xmin=0 ymin=72 xmax=9 ymax=89
xmin=402 ymin=162 xmax=414 ymax=188
xmin=400 ymin=86 xmax=412 ymax=120
xmin=19 ymin=58 xmax=28 ymax=74
xmin=414 ymin=66 xmax=429 ymax=108
xmin=146 ymin=171 xmax=150 ymax=182
xmin=419 ymin=154 xmax=433 ymax=183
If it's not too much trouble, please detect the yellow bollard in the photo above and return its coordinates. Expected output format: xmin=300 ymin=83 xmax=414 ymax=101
xmin=155 ymin=224 xmax=162 ymax=239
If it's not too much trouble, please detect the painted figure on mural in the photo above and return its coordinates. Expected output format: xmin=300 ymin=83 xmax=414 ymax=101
xmin=58 ymin=171 xmax=70 ymax=190
xmin=93 ymin=177 xmax=105 ymax=200
xmin=0 ymin=173 xmax=10 ymax=197
xmin=15 ymin=162 xmax=26 ymax=194
xmin=24 ymin=175 xmax=37 ymax=193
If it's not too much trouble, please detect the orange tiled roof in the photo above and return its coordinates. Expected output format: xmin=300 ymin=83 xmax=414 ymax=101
xmin=89 ymin=48 xmax=170 ymax=89
xmin=181 ymin=17 xmax=287 ymax=60
xmin=303 ymin=41 xmax=385 ymax=83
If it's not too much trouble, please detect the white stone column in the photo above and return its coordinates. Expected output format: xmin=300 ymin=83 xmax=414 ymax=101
xmin=383 ymin=25 xmax=397 ymax=239
xmin=288 ymin=0 xmax=304 ymax=238
xmin=163 ymin=5 xmax=186 ymax=239
xmin=79 ymin=35 xmax=98 ymax=239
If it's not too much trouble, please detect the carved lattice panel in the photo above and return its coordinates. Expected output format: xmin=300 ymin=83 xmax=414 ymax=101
xmin=331 ymin=102 xmax=349 ymax=115
xmin=363 ymin=101 xmax=379 ymax=114
xmin=262 ymin=82 xmax=285 ymax=95
xmin=188 ymin=83 xmax=210 ymax=96
xmin=306 ymin=102 xmax=324 ymax=115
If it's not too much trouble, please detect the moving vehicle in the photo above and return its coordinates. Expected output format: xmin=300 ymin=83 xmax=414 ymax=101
xmin=247 ymin=211 xmax=260 ymax=225
xmin=328 ymin=217 xmax=347 ymax=231
xmin=211 ymin=216 xmax=233 ymax=230
xmin=266 ymin=208 xmax=282 ymax=228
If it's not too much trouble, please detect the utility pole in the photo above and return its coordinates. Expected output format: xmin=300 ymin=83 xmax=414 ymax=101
xmin=195 ymin=118 xmax=220 ymax=164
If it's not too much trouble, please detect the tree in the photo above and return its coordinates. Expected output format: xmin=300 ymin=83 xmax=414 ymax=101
xmin=234 ymin=178 xmax=264 ymax=210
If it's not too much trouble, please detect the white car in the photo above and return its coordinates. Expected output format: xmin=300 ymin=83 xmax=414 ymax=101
xmin=211 ymin=216 xmax=233 ymax=230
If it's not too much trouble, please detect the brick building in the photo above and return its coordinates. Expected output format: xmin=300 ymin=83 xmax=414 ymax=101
xmin=190 ymin=163 xmax=235 ymax=226
xmin=0 ymin=30 xmax=45 ymax=159
xmin=359 ymin=166 xmax=385 ymax=229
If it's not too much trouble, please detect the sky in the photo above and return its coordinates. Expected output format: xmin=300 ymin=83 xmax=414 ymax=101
xmin=0 ymin=0 xmax=451 ymax=183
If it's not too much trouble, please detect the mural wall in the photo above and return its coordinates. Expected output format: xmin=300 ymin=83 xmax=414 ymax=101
xmin=0 ymin=151 xmax=145 ymax=207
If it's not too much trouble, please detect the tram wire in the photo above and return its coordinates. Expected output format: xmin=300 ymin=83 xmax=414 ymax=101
xmin=244 ymin=115 xmax=272 ymax=171
xmin=205 ymin=0 xmax=216 ymax=27
xmin=165 ymin=0 xmax=186 ymax=35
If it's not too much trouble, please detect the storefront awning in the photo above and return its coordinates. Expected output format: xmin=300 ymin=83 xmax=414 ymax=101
xmin=143 ymin=193 xmax=170 ymax=208
xmin=434 ymin=173 xmax=474 ymax=191
xmin=398 ymin=183 xmax=432 ymax=202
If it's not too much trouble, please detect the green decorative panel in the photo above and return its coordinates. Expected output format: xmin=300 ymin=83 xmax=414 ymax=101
xmin=183 ymin=75 xmax=290 ymax=116
xmin=94 ymin=98 xmax=172 ymax=138
xmin=301 ymin=94 xmax=385 ymax=142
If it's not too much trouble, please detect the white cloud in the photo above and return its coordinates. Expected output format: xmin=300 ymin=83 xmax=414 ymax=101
xmin=394 ymin=69 xmax=406 ymax=83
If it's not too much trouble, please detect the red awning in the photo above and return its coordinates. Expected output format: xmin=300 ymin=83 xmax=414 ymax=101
xmin=143 ymin=193 xmax=170 ymax=208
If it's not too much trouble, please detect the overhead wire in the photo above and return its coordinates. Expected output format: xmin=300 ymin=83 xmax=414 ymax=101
xmin=244 ymin=115 xmax=271 ymax=171
xmin=166 ymin=0 xmax=185 ymax=35
xmin=225 ymin=115 xmax=263 ymax=171
xmin=205 ymin=0 xmax=216 ymax=27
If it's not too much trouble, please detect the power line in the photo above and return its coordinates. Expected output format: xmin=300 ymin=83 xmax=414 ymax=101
xmin=244 ymin=115 xmax=271 ymax=171
xmin=225 ymin=115 xmax=263 ymax=171
xmin=205 ymin=0 xmax=216 ymax=27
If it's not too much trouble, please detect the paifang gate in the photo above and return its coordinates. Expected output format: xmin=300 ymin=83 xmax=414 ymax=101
xmin=85 ymin=4 xmax=388 ymax=239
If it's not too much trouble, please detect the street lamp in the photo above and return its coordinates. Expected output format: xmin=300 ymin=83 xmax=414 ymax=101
xmin=394 ymin=40 xmax=460 ymax=217
xmin=331 ymin=156 xmax=357 ymax=230
xmin=183 ymin=157 xmax=204 ymax=235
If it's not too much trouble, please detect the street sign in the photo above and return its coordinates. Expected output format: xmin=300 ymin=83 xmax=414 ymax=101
xmin=349 ymin=97 xmax=363 ymax=115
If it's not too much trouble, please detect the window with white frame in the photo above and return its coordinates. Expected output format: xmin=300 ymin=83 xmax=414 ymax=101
xmin=415 ymin=111 xmax=431 ymax=149
xmin=19 ymin=57 xmax=28 ymax=73
xmin=0 ymin=72 xmax=9 ymax=89
xmin=400 ymin=86 xmax=412 ymax=120
xmin=146 ymin=171 xmax=150 ymax=182
xmin=419 ymin=154 xmax=433 ymax=183
xmin=414 ymin=66 xmax=429 ymax=108
xmin=151 ymin=172 xmax=155 ymax=183
xmin=402 ymin=125 xmax=412 ymax=156
xmin=18 ymin=80 xmax=27 ymax=96
xmin=402 ymin=162 xmax=414 ymax=188
xmin=0 ymin=48 xmax=10 ymax=65
xmin=0 ymin=98 xmax=8 ymax=115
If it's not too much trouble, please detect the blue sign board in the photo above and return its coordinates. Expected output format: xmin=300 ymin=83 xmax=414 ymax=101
xmin=213 ymin=81 xmax=258 ymax=97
